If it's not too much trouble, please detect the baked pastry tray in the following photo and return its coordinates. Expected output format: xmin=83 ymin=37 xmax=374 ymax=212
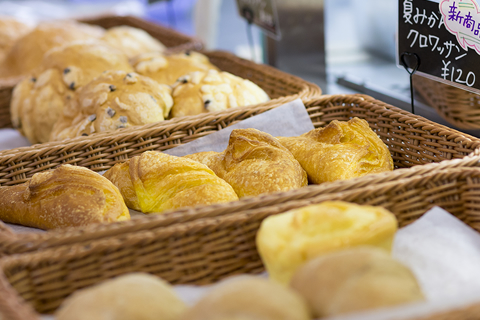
xmin=1 ymin=162 xmax=480 ymax=319
xmin=0 ymin=13 xmax=204 ymax=129
xmin=0 ymin=94 xmax=479 ymax=256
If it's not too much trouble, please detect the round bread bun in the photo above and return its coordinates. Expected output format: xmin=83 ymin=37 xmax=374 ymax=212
xmin=132 ymin=51 xmax=219 ymax=85
xmin=180 ymin=275 xmax=310 ymax=320
xmin=50 ymin=70 xmax=173 ymax=141
xmin=55 ymin=273 xmax=187 ymax=320
xmin=0 ymin=17 xmax=32 ymax=63
xmin=0 ymin=20 xmax=105 ymax=77
xmin=290 ymin=247 xmax=424 ymax=317
xmin=102 ymin=25 xmax=166 ymax=58
xmin=10 ymin=41 xmax=132 ymax=144
xmin=256 ymin=201 xmax=398 ymax=285
xmin=170 ymin=69 xmax=270 ymax=118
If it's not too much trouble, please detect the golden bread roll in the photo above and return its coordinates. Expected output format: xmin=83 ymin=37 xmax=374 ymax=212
xmin=104 ymin=151 xmax=238 ymax=214
xmin=101 ymin=25 xmax=166 ymax=58
xmin=0 ymin=20 xmax=104 ymax=77
xmin=277 ymin=118 xmax=394 ymax=184
xmin=185 ymin=128 xmax=307 ymax=198
xmin=290 ymin=247 xmax=424 ymax=317
xmin=56 ymin=273 xmax=187 ymax=320
xmin=0 ymin=164 xmax=129 ymax=230
xmin=132 ymin=51 xmax=219 ymax=85
xmin=41 ymin=41 xmax=133 ymax=90
xmin=10 ymin=69 xmax=67 ymax=144
xmin=10 ymin=42 xmax=133 ymax=144
xmin=256 ymin=201 xmax=398 ymax=284
xmin=0 ymin=17 xmax=32 ymax=62
xmin=170 ymin=69 xmax=270 ymax=118
xmin=179 ymin=275 xmax=310 ymax=320
xmin=50 ymin=71 xmax=173 ymax=141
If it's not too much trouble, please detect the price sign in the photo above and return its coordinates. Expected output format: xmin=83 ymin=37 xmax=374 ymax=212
xmin=398 ymin=0 xmax=480 ymax=90
xmin=236 ymin=0 xmax=281 ymax=40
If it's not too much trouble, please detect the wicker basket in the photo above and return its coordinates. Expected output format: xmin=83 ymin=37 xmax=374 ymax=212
xmin=413 ymin=73 xmax=480 ymax=129
xmin=1 ymin=165 xmax=480 ymax=319
xmin=0 ymin=50 xmax=321 ymax=142
xmin=0 ymin=14 xmax=204 ymax=129
xmin=0 ymin=94 xmax=479 ymax=257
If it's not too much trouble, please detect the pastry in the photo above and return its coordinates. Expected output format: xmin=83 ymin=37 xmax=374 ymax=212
xmin=10 ymin=41 xmax=133 ymax=144
xmin=10 ymin=69 xmax=67 ymax=144
xmin=101 ymin=25 xmax=166 ymax=58
xmin=0 ymin=164 xmax=130 ymax=230
xmin=169 ymin=69 xmax=270 ymax=118
xmin=49 ymin=70 xmax=173 ymax=141
xmin=290 ymin=247 xmax=424 ymax=317
xmin=132 ymin=51 xmax=219 ymax=85
xmin=179 ymin=275 xmax=310 ymax=320
xmin=0 ymin=20 xmax=104 ymax=77
xmin=277 ymin=118 xmax=394 ymax=184
xmin=0 ymin=17 xmax=32 ymax=63
xmin=103 ymin=151 xmax=238 ymax=214
xmin=256 ymin=201 xmax=398 ymax=284
xmin=56 ymin=273 xmax=187 ymax=320
xmin=185 ymin=128 xmax=307 ymax=198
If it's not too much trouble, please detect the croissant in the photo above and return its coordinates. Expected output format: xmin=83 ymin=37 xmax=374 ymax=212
xmin=0 ymin=164 xmax=130 ymax=230
xmin=103 ymin=151 xmax=238 ymax=214
xmin=277 ymin=118 xmax=393 ymax=184
xmin=185 ymin=128 xmax=308 ymax=198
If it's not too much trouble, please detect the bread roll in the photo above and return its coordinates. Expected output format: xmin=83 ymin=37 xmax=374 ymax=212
xmin=132 ymin=51 xmax=219 ymax=85
xmin=0 ymin=164 xmax=129 ymax=230
xmin=185 ymin=128 xmax=307 ymax=198
xmin=10 ymin=42 xmax=132 ymax=144
xmin=256 ymin=201 xmax=398 ymax=284
xmin=0 ymin=20 xmax=104 ymax=77
xmin=170 ymin=69 xmax=270 ymax=118
xmin=56 ymin=273 xmax=187 ymax=320
xmin=50 ymin=71 xmax=173 ymax=141
xmin=104 ymin=151 xmax=239 ymax=214
xmin=277 ymin=118 xmax=393 ymax=184
xmin=102 ymin=25 xmax=166 ymax=58
xmin=290 ymin=247 xmax=424 ymax=317
xmin=179 ymin=275 xmax=310 ymax=320
xmin=0 ymin=17 xmax=32 ymax=63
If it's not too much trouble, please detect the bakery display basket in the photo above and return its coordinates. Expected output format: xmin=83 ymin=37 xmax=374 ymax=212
xmin=0 ymin=47 xmax=321 ymax=133
xmin=0 ymin=14 xmax=204 ymax=129
xmin=0 ymin=94 xmax=479 ymax=257
xmin=413 ymin=73 xmax=480 ymax=129
xmin=0 ymin=164 xmax=480 ymax=319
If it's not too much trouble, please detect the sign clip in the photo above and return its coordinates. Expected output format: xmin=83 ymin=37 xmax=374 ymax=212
xmin=400 ymin=52 xmax=421 ymax=115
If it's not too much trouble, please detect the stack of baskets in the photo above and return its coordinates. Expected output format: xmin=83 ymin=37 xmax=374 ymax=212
xmin=0 ymin=15 xmax=480 ymax=320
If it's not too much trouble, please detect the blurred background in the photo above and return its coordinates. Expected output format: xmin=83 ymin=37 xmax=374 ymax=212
xmin=2 ymin=0 xmax=477 ymax=136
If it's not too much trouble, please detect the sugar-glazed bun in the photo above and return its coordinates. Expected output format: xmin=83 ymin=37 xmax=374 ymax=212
xmin=132 ymin=51 xmax=219 ymax=85
xmin=170 ymin=69 xmax=270 ymax=118
xmin=50 ymin=71 xmax=173 ymax=141
xmin=10 ymin=41 xmax=132 ymax=144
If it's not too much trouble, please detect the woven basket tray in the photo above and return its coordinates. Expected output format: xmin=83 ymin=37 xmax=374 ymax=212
xmin=0 ymin=50 xmax=321 ymax=141
xmin=0 ymin=165 xmax=480 ymax=320
xmin=413 ymin=73 xmax=480 ymax=130
xmin=0 ymin=14 xmax=204 ymax=129
xmin=0 ymin=94 xmax=479 ymax=257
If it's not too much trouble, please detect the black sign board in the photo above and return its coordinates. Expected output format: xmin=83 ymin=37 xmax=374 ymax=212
xmin=236 ymin=0 xmax=281 ymax=40
xmin=398 ymin=0 xmax=480 ymax=91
